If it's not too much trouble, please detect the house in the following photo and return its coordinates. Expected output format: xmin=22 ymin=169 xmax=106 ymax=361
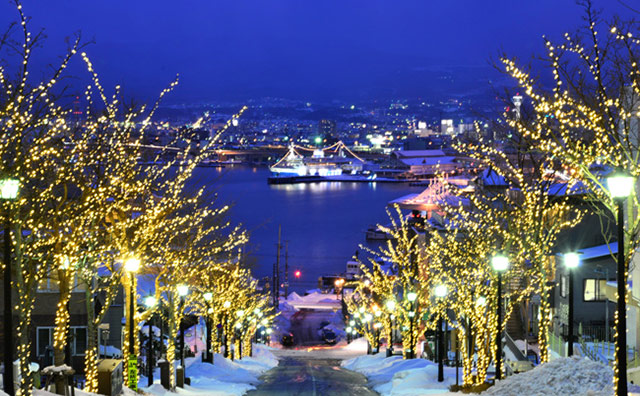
xmin=0 ymin=272 xmax=125 ymax=375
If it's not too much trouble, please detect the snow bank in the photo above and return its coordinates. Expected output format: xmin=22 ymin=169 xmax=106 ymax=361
xmin=342 ymin=352 xmax=458 ymax=395
xmin=140 ymin=344 xmax=278 ymax=396
xmin=484 ymin=356 xmax=613 ymax=396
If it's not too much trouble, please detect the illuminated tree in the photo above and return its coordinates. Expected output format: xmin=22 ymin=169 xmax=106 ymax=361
xmin=496 ymin=3 xmax=640 ymax=389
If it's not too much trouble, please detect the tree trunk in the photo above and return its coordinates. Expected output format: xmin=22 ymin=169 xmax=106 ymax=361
xmin=53 ymin=271 xmax=72 ymax=395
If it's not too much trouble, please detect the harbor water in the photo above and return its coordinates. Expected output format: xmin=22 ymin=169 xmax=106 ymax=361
xmin=188 ymin=166 xmax=420 ymax=293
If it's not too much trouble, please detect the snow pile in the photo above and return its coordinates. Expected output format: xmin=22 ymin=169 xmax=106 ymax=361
xmin=342 ymin=352 xmax=457 ymax=395
xmin=140 ymin=344 xmax=278 ymax=396
xmin=484 ymin=356 xmax=613 ymax=396
xmin=272 ymin=301 xmax=296 ymax=341
xmin=316 ymin=310 xmax=347 ymax=341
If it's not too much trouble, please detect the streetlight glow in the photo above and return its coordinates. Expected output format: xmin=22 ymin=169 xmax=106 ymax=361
xmin=491 ymin=254 xmax=509 ymax=272
xmin=434 ymin=284 xmax=448 ymax=298
xmin=476 ymin=296 xmax=487 ymax=306
xmin=203 ymin=292 xmax=213 ymax=301
xmin=0 ymin=179 xmax=19 ymax=200
xmin=565 ymin=252 xmax=581 ymax=269
xmin=177 ymin=284 xmax=189 ymax=297
xmin=386 ymin=300 xmax=396 ymax=311
xmin=407 ymin=292 xmax=418 ymax=302
xmin=607 ymin=173 xmax=634 ymax=199
xmin=144 ymin=295 xmax=157 ymax=308
xmin=124 ymin=257 xmax=140 ymax=273
xmin=223 ymin=300 xmax=231 ymax=309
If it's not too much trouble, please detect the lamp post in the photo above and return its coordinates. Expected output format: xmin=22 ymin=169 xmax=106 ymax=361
xmin=223 ymin=301 xmax=231 ymax=358
xmin=203 ymin=292 xmax=213 ymax=363
xmin=491 ymin=254 xmax=509 ymax=381
xmin=386 ymin=300 xmax=396 ymax=357
xmin=1 ymin=178 xmax=18 ymax=396
xmin=124 ymin=257 xmax=141 ymax=391
xmin=607 ymin=171 xmax=634 ymax=396
xmin=407 ymin=292 xmax=418 ymax=359
xmin=235 ymin=310 xmax=245 ymax=359
xmin=435 ymin=284 xmax=448 ymax=382
xmin=564 ymin=252 xmax=580 ymax=356
xmin=177 ymin=284 xmax=189 ymax=369
xmin=144 ymin=296 xmax=157 ymax=387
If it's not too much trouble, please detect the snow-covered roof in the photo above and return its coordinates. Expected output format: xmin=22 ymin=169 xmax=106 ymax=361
xmin=399 ymin=156 xmax=456 ymax=167
xmin=479 ymin=167 xmax=508 ymax=187
xmin=393 ymin=149 xmax=446 ymax=158
xmin=578 ymin=243 xmax=617 ymax=261
xmin=557 ymin=243 xmax=617 ymax=262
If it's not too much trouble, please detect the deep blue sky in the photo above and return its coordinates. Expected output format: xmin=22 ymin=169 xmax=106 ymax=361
xmin=0 ymin=0 xmax=632 ymax=102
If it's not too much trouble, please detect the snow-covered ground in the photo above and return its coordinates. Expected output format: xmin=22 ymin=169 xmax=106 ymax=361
xmin=341 ymin=345 xmax=640 ymax=396
xmin=284 ymin=291 xmax=342 ymax=310
xmin=140 ymin=344 xmax=278 ymax=396
xmin=341 ymin=339 xmax=461 ymax=396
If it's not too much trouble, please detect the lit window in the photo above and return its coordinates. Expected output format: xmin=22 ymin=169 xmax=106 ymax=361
xmin=584 ymin=279 xmax=607 ymax=301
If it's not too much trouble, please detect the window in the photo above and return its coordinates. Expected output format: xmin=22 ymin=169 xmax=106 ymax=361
xmin=37 ymin=327 xmax=53 ymax=357
xmin=560 ymin=275 xmax=568 ymax=298
xmin=584 ymin=278 xmax=607 ymax=301
xmin=36 ymin=326 xmax=87 ymax=356
xmin=72 ymin=327 xmax=87 ymax=356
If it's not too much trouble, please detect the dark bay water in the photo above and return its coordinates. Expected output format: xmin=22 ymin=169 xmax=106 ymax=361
xmin=188 ymin=166 xmax=419 ymax=293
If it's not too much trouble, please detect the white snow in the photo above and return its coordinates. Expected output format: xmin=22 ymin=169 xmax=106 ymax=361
xmin=484 ymin=356 xmax=614 ymax=396
xmin=140 ymin=343 xmax=278 ymax=396
xmin=283 ymin=291 xmax=341 ymax=310
xmin=342 ymin=349 xmax=461 ymax=396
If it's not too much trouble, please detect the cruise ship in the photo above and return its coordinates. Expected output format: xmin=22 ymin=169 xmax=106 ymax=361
xmin=268 ymin=142 xmax=368 ymax=183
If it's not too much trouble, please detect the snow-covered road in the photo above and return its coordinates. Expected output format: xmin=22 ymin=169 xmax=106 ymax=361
xmin=246 ymin=348 xmax=377 ymax=396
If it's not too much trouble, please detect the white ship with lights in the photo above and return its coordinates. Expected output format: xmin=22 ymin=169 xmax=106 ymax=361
xmin=268 ymin=141 xmax=374 ymax=183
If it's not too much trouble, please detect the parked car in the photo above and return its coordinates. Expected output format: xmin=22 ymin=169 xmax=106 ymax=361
xmin=281 ymin=333 xmax=294 ymax=347
xmin=322 ymin=329 xmax=337 ymax=345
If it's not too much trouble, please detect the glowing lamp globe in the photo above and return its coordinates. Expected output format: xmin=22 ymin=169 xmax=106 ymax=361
xmin=177 ymin=284 xmax=189 ymax=297
xmin=434 ymin=284 xmax=448 ymax=298
xmin=124 ymin=257 xmax=140 ymax=273
xmin=476 ymin=296 xmax=487 ymax=306
xmin=407 ymin=292 xmax=418 ymax=302
xmin=236 ymin=310 xmax=245 ymax=318
xmin=223 ymin=301 xmax=231 ymax=309
xmin=565 ymin=252 xmax=581 ymax=269
xmin=0 ymin=178 xmax=19 ymax=200
xmin=492 ymin=254 xmax=509 ymax=272
xmin=203 ymin=292 xmax=213 ymax=302
xmin=144 ymin=296 xmax=157 ymax=308
xmin=607 ymin=173 xmax=634 ymax=199
xmin=386 ymin=300 xmax=396 ymax=311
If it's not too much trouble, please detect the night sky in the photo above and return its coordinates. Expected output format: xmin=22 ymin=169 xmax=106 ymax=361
xmin=0 ymin=0 xmax=633 ymax=102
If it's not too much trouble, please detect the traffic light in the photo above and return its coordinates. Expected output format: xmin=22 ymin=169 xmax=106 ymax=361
xmin=294 ymin=270 xmax=301 ymax=278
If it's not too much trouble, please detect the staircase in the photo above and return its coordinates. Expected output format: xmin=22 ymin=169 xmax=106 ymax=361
xmin=506 ymin=302 xmax=525 ymax=341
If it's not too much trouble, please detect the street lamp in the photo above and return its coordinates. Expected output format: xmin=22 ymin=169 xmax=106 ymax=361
xmin=144 ymin=296 xmax=157 ymax=387
xmin=223 ymin=301 xmax=231 ymax=357
xmin=386 ymin=300 xmax=396 ymax=357
xmin=434 ymin=284 xmax=448 ymax=382
xmin=177 ymin=284 xmax=189 ymax=370
xmin=492 ymin=254 xmax=509 ymax=381
xmin=236 ymin=310 xmax=245 ymax=358
xmin=564 ymin=252 xmax=580 ymax=356
xmin=203 ymin=292 xmax=213 ymax=364
xmin=406 ymin=291 xmax=418 ymax=359
xmin=607 ymin=171 xmax=634 ymax=396
xmin=1 ymin=178 xmax=18 ymax=396
xmin=124 ymin=257 xmax=140 ymax=391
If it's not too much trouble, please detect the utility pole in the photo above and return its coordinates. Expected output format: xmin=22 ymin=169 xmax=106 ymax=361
xmin=284 ymin=241 xmax=289 ymax=298
xmin=273 ymin=226 xmax=281 ymax=309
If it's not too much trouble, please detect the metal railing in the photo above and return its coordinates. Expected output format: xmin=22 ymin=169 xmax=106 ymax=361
xmin=548 ymin=331 xmax=566 ymax=357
